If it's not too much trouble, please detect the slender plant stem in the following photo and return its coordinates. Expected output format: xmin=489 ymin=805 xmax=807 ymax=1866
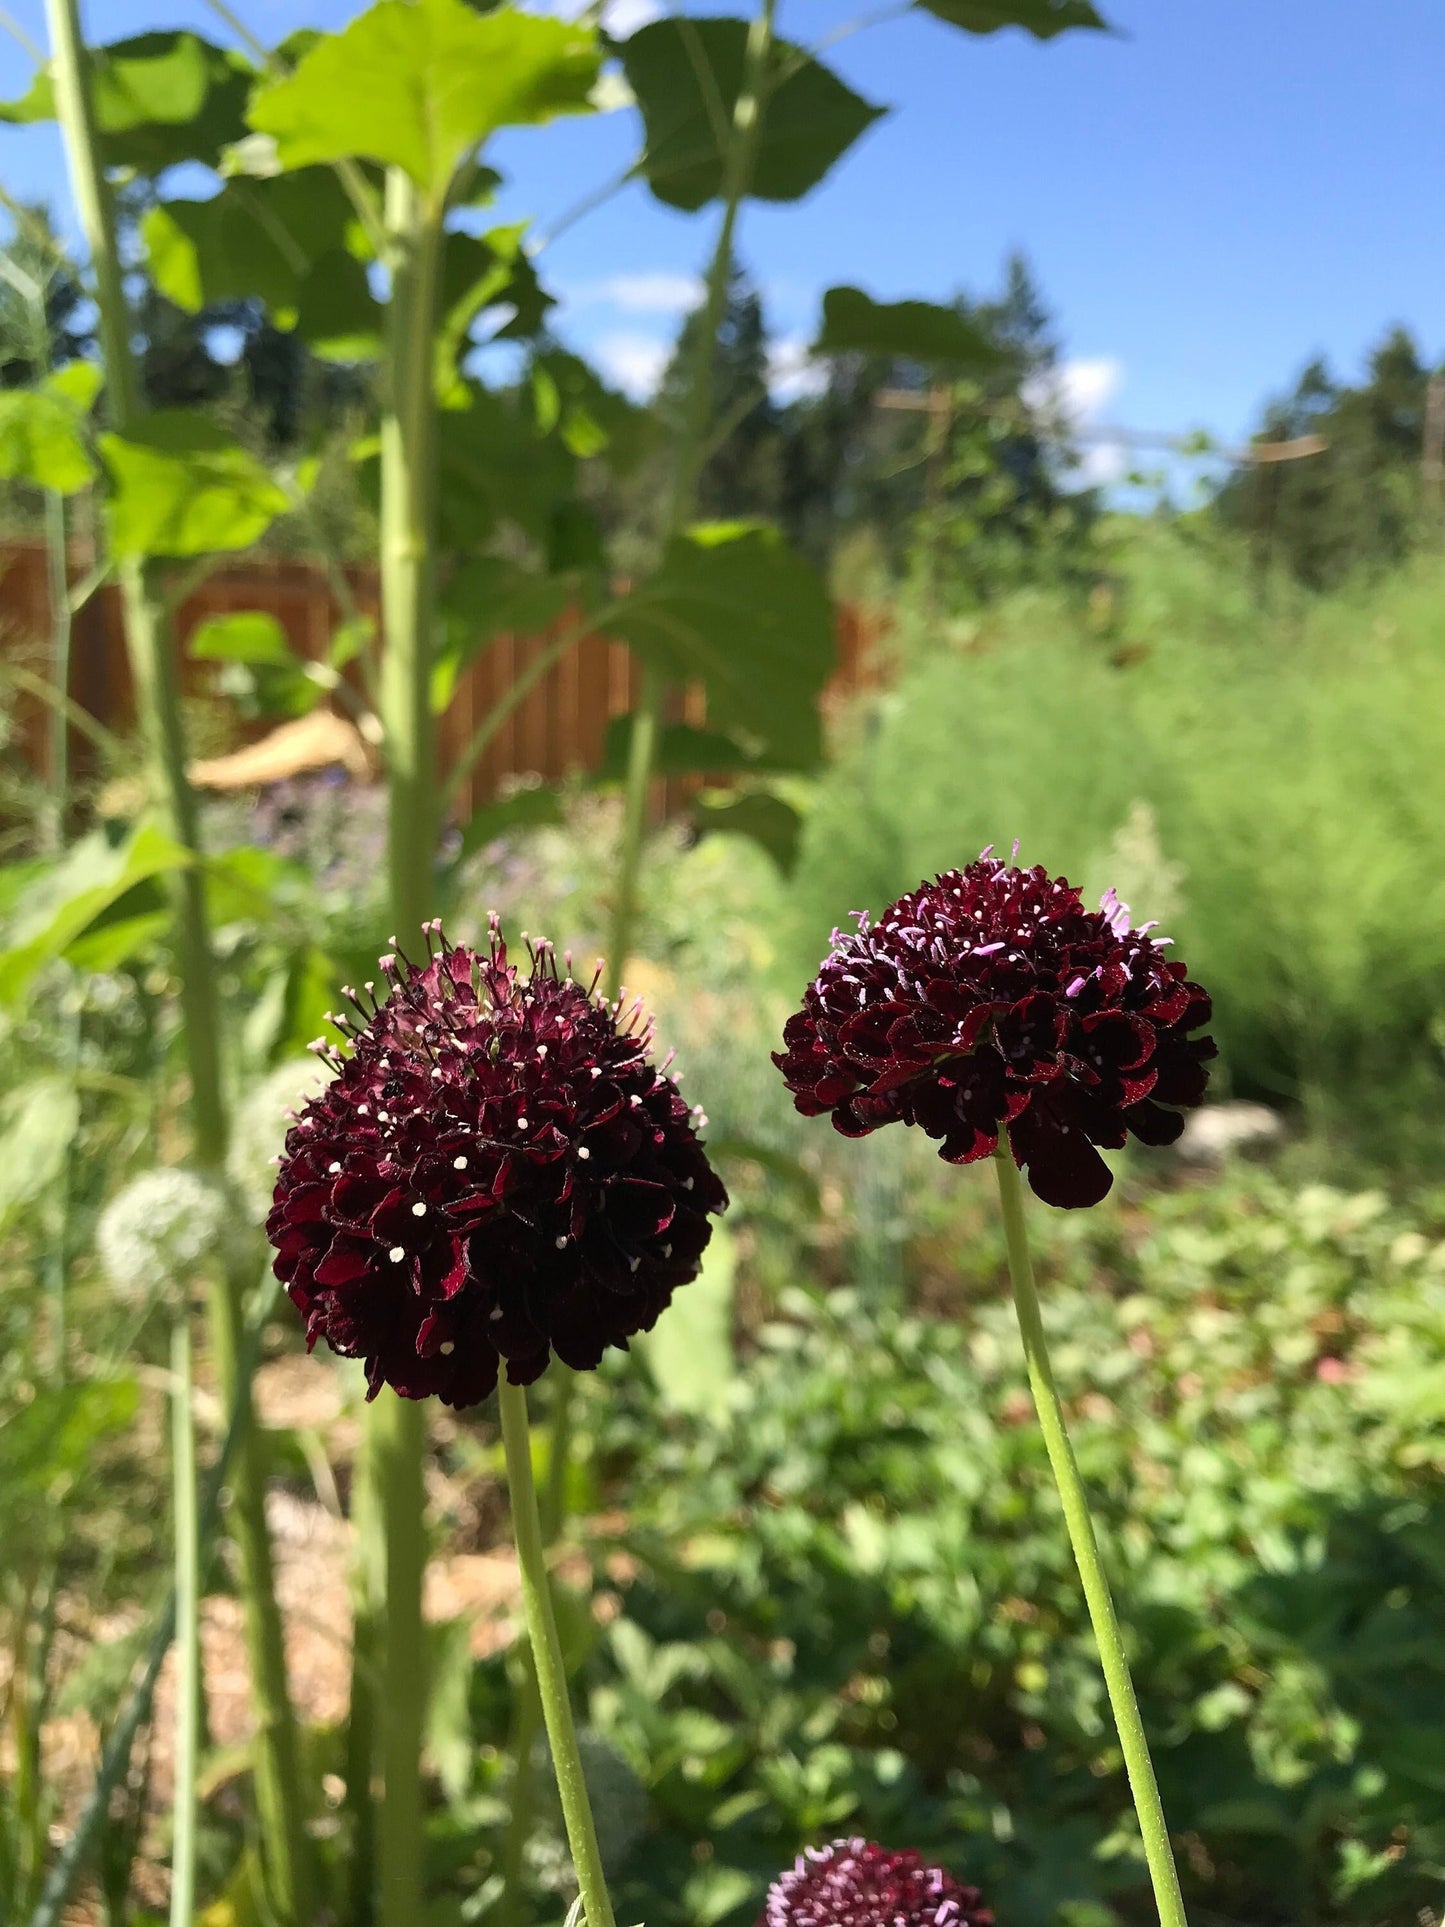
xmin=498 ymin=1378 xmax=617 ymax=1927
xmin=43 ymin=489 xmax=71 ymax=846
xmin=516 ymin=16 xmax=782 ymax=1908
xmin=355 ymin=162 xmax=446 ymax=1927
xmin=343 ymin=1411 xmax=379 ymax=1927
xmin=168 ymin=1318 xmax=200 ymax=1927
xmin=540 ymin=0 xmax=777 ymax=1531
xmin=26 ymin=1276 xmax=283 ymax=1927
xmin=445 ymin=624 xmax=577 ymax=810
xmin=17 ymin=261 xmax=75 ymax=851
xmin=990 ymin=1145 xmax=1189 ymax=1927
xmin=495 ymin=1658 xmax=544 ymax=1927
xmin=43 ymin=5 xmax=312 ymax=1919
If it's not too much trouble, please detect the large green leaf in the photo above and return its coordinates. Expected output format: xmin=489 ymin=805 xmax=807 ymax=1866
xmin=599 ymin=523 xmax=833 ymax=768
xmin=101 ymin=413 xmax=290 ymax=559
xmin=599 ymin=719 xmax=760 ymax=782
xmin=0 ymin=387 xmax=94 ymax=493
xmin=434 ymin=555 xmax=585 ymax=709
xmin=692 ymin=788 xmax=803 ymax=873
xmin=456 ymin=783 xmax=566 ymax=861
xmin=916 ymin=0 xmax=1108 ymax=34
xmin=531 ymin=351 xmax=654 ymax=471
xmin=641 ymin=1222 xmax=736 ymax=1419
xmin=247 ymin=0 xmax=599 ymax=196
xmin=0 ymin=823 xmax=191 ymax=1003
xmin=0 ymin=31 xmax=252 ymax=172
xmin=0 ymin=1077 xmax=80 ymax=1220
xmin=815 ymin=285 xmax=1004 ymax=366
xmin=363 ymin=383 xmax=577 ymax=550
xmin=188 ymin=612 xmax=295 ymax=667
xmin=436 ymin=225 xmax=552 ymax=395
xmin=144 ymin=171 xmax=379 ymax=355
xmin=189 ymin=611 xmax=321 ymax=719
xmin=621 ymin=17 xmax=884 ymax=212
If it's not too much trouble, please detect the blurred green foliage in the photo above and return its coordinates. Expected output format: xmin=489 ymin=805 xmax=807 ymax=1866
xmin=790 ymin=520 xmax=1445 ymax=1155
xmin=412 ymin=1166 xmax=1445 ymax=1927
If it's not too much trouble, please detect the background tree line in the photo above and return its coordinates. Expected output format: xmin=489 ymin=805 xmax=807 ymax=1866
xmin=5 ymin=194 xmax=1444 ymax=599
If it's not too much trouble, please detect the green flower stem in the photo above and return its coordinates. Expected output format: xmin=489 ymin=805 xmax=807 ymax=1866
xmin=354 ymin=162 xmax=446 ymax=1927
xmin=496 ymin=1658 xmax=544 ymax=1927
xmin=515 ymin=18 xmax=782 ymax=1911
xmin=44 ymin=5 xmax=312 ymax=1920
xmin=498 ymin=1377 xmax=617 ymax=1927
xmin=991 ymin=1145 xmax=1189 ymax=1927
xmin=168 ymin=1318 xmax=200 ymax=1927
xmin=26 ymin=1274 xmax=284 ymax=1927
xmin=542 ymin=0 xmax=780 ymax=1541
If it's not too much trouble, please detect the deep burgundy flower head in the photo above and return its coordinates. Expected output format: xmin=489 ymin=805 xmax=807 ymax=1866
xmin=266 ymin=919 xmax=727 ymax=1407
xmin=775 ymin=849 xmax=1216 ymax=1208
xmin=761 ymin=1838 xmax=994 ymax=1927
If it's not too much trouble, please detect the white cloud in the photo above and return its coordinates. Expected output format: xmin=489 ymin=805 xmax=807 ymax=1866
xmin=1026 ymin=355 xmax=1128 ymax=487
xmin=594 ymin=332 xmax=671 ymax=400
xmin=568 ymin=270 xmax=703 ymax=316
xmin=542 ymin=0 xmax=661 ymax=32
xmin=601 ymin=0 xmax=663 ymax=33
xmin=767 ymin=335 xmax=827 ymax=403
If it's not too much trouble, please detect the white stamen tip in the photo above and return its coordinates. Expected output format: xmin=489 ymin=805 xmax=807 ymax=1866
xmin=328 ymin=1160 xmax=341 ymax=1173
xmin=577 ymin=1146 xmax=591 ymax=1160
xmin=516 ymin=1116 xmax=528 ymax=1130
xmin=555 ymin=1235 xmax=568 ymax=1249
xmin=628 ymin=1255 xmax=640 ymax=1273
xmin=453 ymin=1156 xmax=468 ymax=1170
xmin=411 ymin=1202 xmax=426 ymax=1217
xmin=389 ymin=1246 xmax=405 ymax=1263
xmin=440 ymin=1340 xmax=455 ymax=1356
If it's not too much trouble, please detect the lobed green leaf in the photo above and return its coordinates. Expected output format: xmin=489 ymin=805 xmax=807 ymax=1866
xmin=247 ymin=0 xmax=599 ymax=196
xmin=621 ymin=16 xmax=884 ymax=212
xmin=0 ymin=30 xmax=252 ymax=172
xmin=100 ymin=412 xmax=290 ymax=559
xmin=599 ymin=522 xmax=834 ymax=768
xmin=815 ymin=285 xmax=1005 ymax=366
xmin=916 ymin=0 xmax=1109 ymax=34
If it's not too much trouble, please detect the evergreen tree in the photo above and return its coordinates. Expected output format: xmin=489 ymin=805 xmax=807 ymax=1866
xmin=655 ymin=263 xmax=786 ymax=522
xmin=1215 ymin=325 xmax=1436 ymax=589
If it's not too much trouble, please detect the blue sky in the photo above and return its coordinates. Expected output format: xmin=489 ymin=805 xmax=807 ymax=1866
xmin=5 ymin=0 xmax=1445 ymax=483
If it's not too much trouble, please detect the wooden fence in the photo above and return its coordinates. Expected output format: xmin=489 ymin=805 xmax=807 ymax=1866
xmin=0 ymin=542 xmax=885 ymax=819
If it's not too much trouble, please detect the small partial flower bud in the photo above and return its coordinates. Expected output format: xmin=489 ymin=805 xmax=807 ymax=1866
xmin=761 ymin=1838 xmax=993 ymax=1927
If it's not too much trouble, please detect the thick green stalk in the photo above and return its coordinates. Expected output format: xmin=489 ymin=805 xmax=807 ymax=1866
xmin=168 ymin=1319 xmax=200 ymax=1927
xmin=991 ymin=1146 xmax=1189 ymax=1927
xmin=498 ymin=1379 xmax=616 ymax=1927
xmin=513 ymin=20 xmax=783 ymax=1912
xmin=358 ymin=164 xmax=446 ymax=1927
xmin=44 ymin=5 xmax=312 ymax=1919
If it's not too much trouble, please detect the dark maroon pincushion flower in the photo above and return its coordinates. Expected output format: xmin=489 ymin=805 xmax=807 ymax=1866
xmin=775 ymin=850 xmax=1215 ymax=1209
xmin=761 ymin=1838 xmax=994 ymax=1927
xmin=266 ymin=919 xmax=727 ymax=1408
